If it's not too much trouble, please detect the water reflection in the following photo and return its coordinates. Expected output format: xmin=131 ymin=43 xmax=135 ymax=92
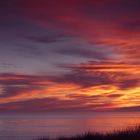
xmin=0 ymin=112 xmax=140 ymax=140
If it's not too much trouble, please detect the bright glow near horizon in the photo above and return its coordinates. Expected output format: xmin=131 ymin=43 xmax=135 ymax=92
xmin=0 ymin=0 xmax=140 ymax=112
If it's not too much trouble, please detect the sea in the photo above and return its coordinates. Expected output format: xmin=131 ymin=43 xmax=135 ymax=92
xmin=0 ymin=112 xmax=140 ymax=140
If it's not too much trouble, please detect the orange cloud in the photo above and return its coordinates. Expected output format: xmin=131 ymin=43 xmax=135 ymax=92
xmin=0 ymin=68 xmax=140 ymax=112
xmin=0 ymin=0 xmax=140 ymax=112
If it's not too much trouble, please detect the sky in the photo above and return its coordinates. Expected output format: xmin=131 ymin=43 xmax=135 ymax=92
xmin=0 ymin=0 xmax=140 ymax=113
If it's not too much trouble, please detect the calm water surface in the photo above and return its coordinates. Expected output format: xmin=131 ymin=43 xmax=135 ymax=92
xmin=0 ymin=112 xmax=140 ymax=140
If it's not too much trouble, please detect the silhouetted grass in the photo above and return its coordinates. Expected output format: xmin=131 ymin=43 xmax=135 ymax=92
xmin=37 ymin=125 xmax=140 ymax=140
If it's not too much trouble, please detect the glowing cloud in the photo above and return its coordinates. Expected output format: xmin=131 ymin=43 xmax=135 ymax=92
xmin=0 ymin=0 xmax=140 ymax=112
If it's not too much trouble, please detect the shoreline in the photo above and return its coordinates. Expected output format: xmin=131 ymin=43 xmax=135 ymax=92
xmin=37 ymin=125 xmax=140 ymax=140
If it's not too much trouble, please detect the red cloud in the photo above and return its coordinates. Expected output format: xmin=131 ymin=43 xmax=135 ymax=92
xmin=0 ymin=0 xmax=140 ymax=112
xmin=19 ymin=0 xmax=140 ymax=63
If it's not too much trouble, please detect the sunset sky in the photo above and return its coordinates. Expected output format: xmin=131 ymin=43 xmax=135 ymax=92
xmin=0 ymin=0 xmax=140 ymax=112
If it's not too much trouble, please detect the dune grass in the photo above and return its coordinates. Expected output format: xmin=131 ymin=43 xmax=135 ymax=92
xmin=37 ymin=125 xmax=140 ymax=140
